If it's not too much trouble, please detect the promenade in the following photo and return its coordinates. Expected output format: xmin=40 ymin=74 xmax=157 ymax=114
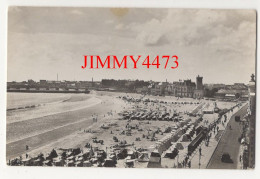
xmin=157 ymin=102 xmax=247 ymax=169
xmin=207 ymin=104 xmax=248 ymax=169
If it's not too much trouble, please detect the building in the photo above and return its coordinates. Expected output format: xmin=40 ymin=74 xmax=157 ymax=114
xmin=165 ymin=84 xmax=174 ymax=96
xmin=193 ymin=75 xmax=204 ymax=99
xmin=246 ymin=74 xmax=256 ymax=169
xmin=174 ymin=79 xmax=196 ymax=98
xmin=215 ymin=89 xmax=248 ymax=100
xmin=136 ymin=86 xmax=149 ymax=94
xmin=151 ymin=76 xmax=204 ymax=98
xmin=154 ymin=82 xmax=166 ymax=96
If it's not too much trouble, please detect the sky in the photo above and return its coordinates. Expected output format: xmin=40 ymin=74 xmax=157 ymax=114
xmin=7 ymin=7 xmax=256 ymax=84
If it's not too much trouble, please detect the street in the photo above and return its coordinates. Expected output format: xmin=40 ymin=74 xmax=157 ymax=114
xmin=207 ymin=104 xmax=248 ymax=169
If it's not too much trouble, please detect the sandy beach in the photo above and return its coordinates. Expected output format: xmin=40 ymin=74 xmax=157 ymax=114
xmin=6 ymin=90 xmax=241 ymax=169
xmin=6 ymin=91 xmax=127 ymax=160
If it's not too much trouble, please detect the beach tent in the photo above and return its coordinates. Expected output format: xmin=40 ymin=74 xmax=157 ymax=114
xmin=21 ymin=157 xmax=31 ymax=166
xmin=75 ymin=161 xmax=83 ymax=167
xmin=67 ymin=160 xmax=75 ymax=167
xmin=67 ymin=156 xmax=75 ymax=160
xmin=72 ymin=148 xmax=81 ymax=155
xmin=127 ymin=150 xmax=136 ymax=159
xmin=125 ymin=159 xmax=135 ymax=168
xmin=108 ymin=153 xmax=117 ymax=161
xmin=83 ymin=160 xmax=92 ymax=167
xmin=67 ymin=151 xmax=73 ymax=157
xmin=32 ymin=158 xmax=43 ymax=166
xmin=147 ymin=158 xmax=162 ymax=168
xmin=138 ymin=152 xmax=149 ymax=162
xmin=53 ymin=156 xmax=65 ymax=166
xmin=149 ymin=149 xmax=161 ymax=163
xmin=181 ymin=134 xmax=191 ymax=142
xmin=175 ymin=143 xmax=184 ymax=150
xmin=46 ymin=149 xmax=58 ymax=160
xmin=103 ymin=158 xmax=116 ymax=167
xmin=43 ymin=160 xmax=52 ymax=166
xmin=76 ymin=156 xmax=83 ymax=161
xmin=116 ymin=148 xmax=128 ymax=159
xmin=164 ymin=151 xmax=174 ymax=158
xmin=90 ymin=158 xmax=98 ymax=164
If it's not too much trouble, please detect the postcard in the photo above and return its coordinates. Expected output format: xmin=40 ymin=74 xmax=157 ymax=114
xmin=6 ymin=7 xmax=256 ymax=169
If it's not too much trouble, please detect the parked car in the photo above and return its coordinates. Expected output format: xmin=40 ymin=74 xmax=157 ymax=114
xmin=235 ymin=116 xmax=241 ymax=122
xmin=221 ymin=153 xmax=232 ymax=163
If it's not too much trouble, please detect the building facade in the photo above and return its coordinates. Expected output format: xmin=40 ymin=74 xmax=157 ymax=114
xmin=175 ymin=79 xmax=196 ymax=98
xmin=246 ymin=74 xmax=256 ymax=169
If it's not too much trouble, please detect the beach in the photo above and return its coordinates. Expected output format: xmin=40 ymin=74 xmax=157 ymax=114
xmin=6 ymin=91 xmax=127 ymax=160
xmin=6 ymin=91 xmax=244 ymax=169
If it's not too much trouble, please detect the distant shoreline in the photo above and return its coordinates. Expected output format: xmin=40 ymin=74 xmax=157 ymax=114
xmin=7 ymin=89 xmax=90 ymax=94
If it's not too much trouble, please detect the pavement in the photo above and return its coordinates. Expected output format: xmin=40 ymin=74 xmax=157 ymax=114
xmin=188 ymin=105 xmax=236 ymax=169
xmin=207 ymin=104 xmax=248 ymax=169
xmin=155 ymin=102 xmax=245 ymax=169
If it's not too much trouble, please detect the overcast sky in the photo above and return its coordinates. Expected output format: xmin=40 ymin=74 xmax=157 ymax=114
xmin=8 ymin=7 xmax=256 ymax=84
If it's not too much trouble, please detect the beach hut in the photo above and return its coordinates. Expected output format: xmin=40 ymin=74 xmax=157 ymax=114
xmin=164 ymin=147 xmax=179 ymax=159
xmin=148 ymin=150 xmax=161 ymax=165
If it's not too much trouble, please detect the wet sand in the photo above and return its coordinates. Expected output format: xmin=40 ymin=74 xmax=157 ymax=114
xmin=6 ymin=92 xmax=127 ymax=160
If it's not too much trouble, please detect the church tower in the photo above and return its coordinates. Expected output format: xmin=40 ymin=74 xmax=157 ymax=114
xmin=196 ymin=75 xmax=203 ymax=90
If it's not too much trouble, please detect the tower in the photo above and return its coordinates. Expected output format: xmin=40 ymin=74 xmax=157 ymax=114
xmin=196 ymin=75 xmax=203 ymax=90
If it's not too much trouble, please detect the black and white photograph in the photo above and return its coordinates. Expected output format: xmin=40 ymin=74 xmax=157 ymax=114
xmin=6 ymin=6 xmax=256 ymax=170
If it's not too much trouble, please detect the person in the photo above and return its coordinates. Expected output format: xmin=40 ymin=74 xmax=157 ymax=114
xmin=188 ymin=160 xmax=191 ymax=168
xmin=185 ymin=156 xmax=188 ymax=163
xmin=26 ymin=145 xmax=29 ymax=150
xmin=199 ymin=147 xmax=202 ymax=156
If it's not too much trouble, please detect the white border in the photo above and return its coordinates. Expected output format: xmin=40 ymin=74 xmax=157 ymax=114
xmin=0 ymin=1 xmax=259 ymax=179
